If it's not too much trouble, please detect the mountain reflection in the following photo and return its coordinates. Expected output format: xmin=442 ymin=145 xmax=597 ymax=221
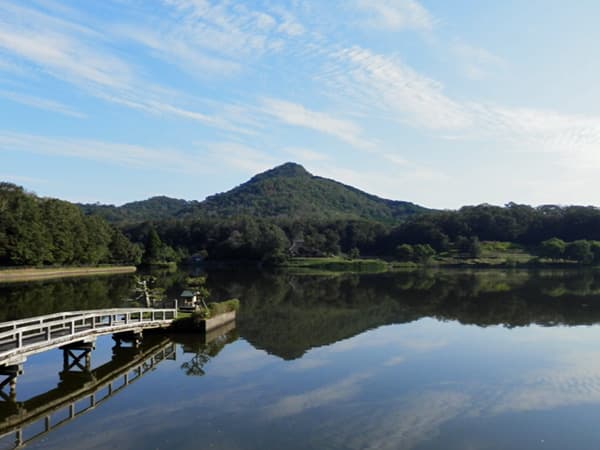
xmin=205 ymin=269 xmax=600 ymax=359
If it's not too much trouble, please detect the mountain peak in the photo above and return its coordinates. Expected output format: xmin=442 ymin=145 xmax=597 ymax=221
xmin=79 ymin=162 xmax=430 ymax=224
xmin=252 ymin=162 xmax=310 ymax=181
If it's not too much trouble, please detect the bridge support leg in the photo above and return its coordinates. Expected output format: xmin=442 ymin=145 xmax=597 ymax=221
xmin=60 ymin=341 xmax=95 ymax=373
xmin=0 ymin=364 xmax=23 ymax=402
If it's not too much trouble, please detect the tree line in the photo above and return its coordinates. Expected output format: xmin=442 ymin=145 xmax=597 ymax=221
xmin=122 ymin=202 xmax=600 ymax=265
xmin=7 ymin=181 xmax=600 ymax=267
xmin=0 ymin=183 xmax=141 ymax=266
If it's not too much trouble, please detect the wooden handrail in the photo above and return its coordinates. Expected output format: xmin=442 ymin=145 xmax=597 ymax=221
xmin=0 ymin=308 xmax=176 ymax=364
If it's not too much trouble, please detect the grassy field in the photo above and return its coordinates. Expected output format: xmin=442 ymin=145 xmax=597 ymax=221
xmin=0 ymin=266 xmax=137 ymax=282
xmin=434 ymin=241 xmax=536 ymax=267
xmin=285 ymin=243 xmax=541 ymax=273
xmin=283 ymin=257 xmax=389 ymax=273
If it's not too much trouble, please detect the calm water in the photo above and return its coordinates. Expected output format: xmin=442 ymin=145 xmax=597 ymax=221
xmin=3 ymin=268 xmax=600 ymax=449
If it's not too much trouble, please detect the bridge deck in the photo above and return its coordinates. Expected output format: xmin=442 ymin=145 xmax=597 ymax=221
xmin=0 ymin=308 xmax=176 ymax=365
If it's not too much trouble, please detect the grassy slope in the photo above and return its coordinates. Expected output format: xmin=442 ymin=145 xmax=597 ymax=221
xmin=0 ymin=266 xmax=136 ymax=282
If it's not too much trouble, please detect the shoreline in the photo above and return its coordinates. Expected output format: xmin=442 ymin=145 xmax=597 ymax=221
xmin=0 ymin=266 xmax=137 ymax=282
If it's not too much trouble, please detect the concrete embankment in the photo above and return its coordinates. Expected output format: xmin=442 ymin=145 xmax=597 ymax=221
xmin=168 ymin=311 xmax=237 ymax=333
xmin=0 ymin=266 xmax=137 ymax=282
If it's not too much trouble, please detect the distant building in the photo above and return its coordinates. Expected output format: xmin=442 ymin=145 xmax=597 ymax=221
xmin=179 ymin=290 xmax=198 ymax=312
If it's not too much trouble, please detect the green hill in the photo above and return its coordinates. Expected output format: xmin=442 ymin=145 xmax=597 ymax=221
xmin=79 ymin=196 xmax=199 ymax=224
xmin=185 ymin=162 xmax=428 ymax=222
xmin=79 ymin=162 xmax=429 ymax=223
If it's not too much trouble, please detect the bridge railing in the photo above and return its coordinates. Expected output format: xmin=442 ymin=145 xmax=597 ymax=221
xmin=0 ymin=308 xmax=177 ymax=363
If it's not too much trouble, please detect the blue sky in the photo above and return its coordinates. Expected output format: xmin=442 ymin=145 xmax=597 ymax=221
xmin=2 ymin=0 xmax=600 ymax=209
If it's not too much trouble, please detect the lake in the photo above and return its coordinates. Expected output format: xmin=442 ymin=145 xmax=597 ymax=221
xmin=2 ymin=268 xmax=600 ymax=449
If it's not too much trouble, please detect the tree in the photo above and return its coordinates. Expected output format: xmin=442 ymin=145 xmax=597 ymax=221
xmin=143 ymin=227 xmax=164 ymax=264
xmin=457 ymin=236 xmax=482 ymax=258
xmin=348 ymin=247 xmax=360 ymax=259
xmin=565 ymin=240 xmax=593 ymax=264
xmin=413 ymin=244 xmax=435 ymax=263
xmin=109 ymin=228 xmax=142 ymax=265
xmin=395 ymin=244 xmax=414 ymax=261
xmin=539 ymin=238 xmax=566 ymax=260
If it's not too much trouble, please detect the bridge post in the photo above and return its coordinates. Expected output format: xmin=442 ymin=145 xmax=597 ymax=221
xmin=0 ymin=364 xmax=23 ymax=402
xmin=60 ymin=340 xmax=95 ymax=374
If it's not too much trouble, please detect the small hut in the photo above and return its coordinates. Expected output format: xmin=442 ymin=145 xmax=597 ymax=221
xmin=179 ymin=290 xmax=198 ymax=312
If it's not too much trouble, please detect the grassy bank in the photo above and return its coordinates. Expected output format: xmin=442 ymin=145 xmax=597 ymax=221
xmin=170 ymin=299 xmax=240 ymax=331
xmin=282 ymin=257 xmax=389 ymax=273
xmin=0 ymin=266 xmax=137 ymax=282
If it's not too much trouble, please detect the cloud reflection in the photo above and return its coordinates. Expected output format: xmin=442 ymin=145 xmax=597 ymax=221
xmin=266 ymin=371 xmax=373 ymax=419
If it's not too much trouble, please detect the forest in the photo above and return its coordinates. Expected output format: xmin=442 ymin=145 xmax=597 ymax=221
xmin=5 ymin=174 xmax=600 ymax=267
xmin=123 ymin=202 xmax=600 ymax=266
xmin=0 ymin=183 xmax=141 ymax=267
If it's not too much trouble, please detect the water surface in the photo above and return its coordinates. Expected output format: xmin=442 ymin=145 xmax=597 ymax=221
xmin=2 ymin=269 xmax=600 ymax=449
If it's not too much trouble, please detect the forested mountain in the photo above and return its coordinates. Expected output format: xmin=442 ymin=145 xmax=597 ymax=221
xmin=79 ymin=196 xmax=199 ymax=224
xmin=79 ymin=163 xmax=429 ymax=224
xmin=8 ymin=163 xmax=600 ymax=269
xmin=0 ymin=183 xmax=141 ymax=267
xmin=184 ymin=162 xmax=428 ymax=222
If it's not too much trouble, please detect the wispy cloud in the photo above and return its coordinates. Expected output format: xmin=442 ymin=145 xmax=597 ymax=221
xmin=354 ymin=0 xmax=435 ymax=31
xmin=199 ymin=141 xmax=278 ymax=174
xmin=260 ymin=97 xmax=375 ymax=149
xmin=284 ymin=147 xmax=330 ymax=162
xmin=0 ymin=131 xmax=207 ymax=174
xmin=451 ymin=41 xmax=507 ymax=80
xmin=112 ymin=0 xmax=306 ymax=80
xmin=0 ymin=3 xmax=131 ymax=90
xmin=266 ymin=371 xmax=372 ymax=419
xmin=0 ymin=89 xmax=86 ymax=118
xmin=0 ymin=174 xmax=47 ymax=185
xmin=0 ymin=2 xmax=253 ymax=134
xmin=330 ymin=46 xmax=472 ymax=130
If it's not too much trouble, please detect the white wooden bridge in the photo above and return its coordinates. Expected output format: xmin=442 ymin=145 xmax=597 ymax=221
xmin=0 ymin=308 xmax=176 ymax=365
xmin=0 ymin=308 xmax=176 ymax=401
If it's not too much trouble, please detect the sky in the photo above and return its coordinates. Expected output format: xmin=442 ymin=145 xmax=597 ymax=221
xmin=2 ymin=0 xmax=600 ymax=209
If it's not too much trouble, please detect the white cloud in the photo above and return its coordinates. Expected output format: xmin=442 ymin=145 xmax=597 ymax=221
xmin=331 ymin=47 xmax=472 ymax=130
xmin=0 ymin=131 xmax=207 ymax=174
xmin=383 ymin=355 xmax=406 ymax=367
xmin=0 ymin=89 xmax=86 ymax=118
xmin=200 ymin=141 xmax=278 ymax=174
xmin=315 ymin=390 xmax=470 ymax=450
xmin=0 ymin=3 xmax=254 ymax=135
xmin=114 ymin=26 xmax=241 ymax=76
xmin=284 ymin=358 xmax=330 ymax=372
xmin=153 ymin=0 xmax=298 ymax=61
xmin=284 ymin=147 xmax=331 ymax=162
xmin=451 ymin=41 xmax=507 ymax=80
xmin=355 ymin=0 xmax=435 ymax=31
xmin=0 ymin=174 xmax=47 ymax=185
xmin=266 ymin=371 xmax=372 ymax=419
xmin=260 ymin=97 xmax=375 ymax=149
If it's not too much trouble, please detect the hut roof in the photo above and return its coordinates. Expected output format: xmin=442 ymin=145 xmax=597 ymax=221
xmin=180 ymin=290 xmax=196 ymax=298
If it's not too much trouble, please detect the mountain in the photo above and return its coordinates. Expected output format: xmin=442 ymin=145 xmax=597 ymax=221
xmin=78 ymin=196 xmax=199 ymax=224
xmin=80 ymin=162 xmax=429 ymax=223
xmin=183 ymin=162 xmax=428 ymax=222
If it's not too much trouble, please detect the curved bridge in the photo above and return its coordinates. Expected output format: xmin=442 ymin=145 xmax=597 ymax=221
xmin=0 ymin=308 xmax=176 ymax=366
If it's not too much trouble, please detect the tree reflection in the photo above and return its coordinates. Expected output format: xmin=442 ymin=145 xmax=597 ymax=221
xmin=172 ymin=329 xmax=238 ymax=377
xmin=205 ymin=268 xmax=600 ymax=359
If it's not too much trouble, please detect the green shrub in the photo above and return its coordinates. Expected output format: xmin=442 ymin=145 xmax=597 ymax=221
xmin=207 ymin=298 xmax=240 ymax=317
